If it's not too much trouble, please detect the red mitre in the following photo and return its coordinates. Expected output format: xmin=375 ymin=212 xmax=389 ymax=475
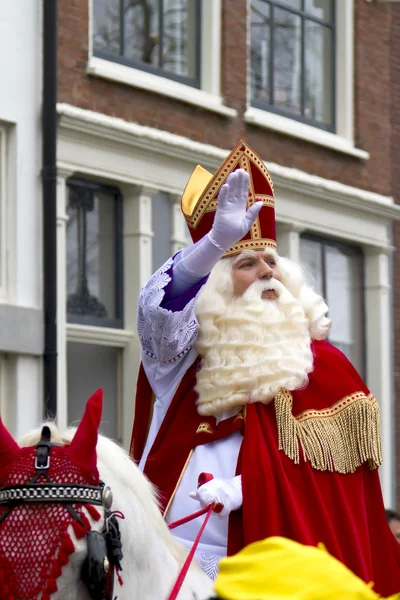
xmin=181 ymin=139 xmax=276 ymax=257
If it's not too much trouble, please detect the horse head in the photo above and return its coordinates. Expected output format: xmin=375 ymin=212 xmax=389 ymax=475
xmin=0 ymin=391 xmax=213 ymax=600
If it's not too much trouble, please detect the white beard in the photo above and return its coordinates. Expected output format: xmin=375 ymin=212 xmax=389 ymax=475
xmin=194 ymin=269 xmax=314 ymax=417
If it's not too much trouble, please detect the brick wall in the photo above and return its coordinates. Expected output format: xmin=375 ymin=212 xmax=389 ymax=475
xmin=58 ymin=0 xmax=393 ymax=195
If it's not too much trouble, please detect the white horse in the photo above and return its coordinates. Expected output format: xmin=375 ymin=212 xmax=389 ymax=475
xmin=0 ymin=390 xmax=214 ymax=600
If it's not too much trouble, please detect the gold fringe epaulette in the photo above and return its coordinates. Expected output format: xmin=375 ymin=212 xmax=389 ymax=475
xmin=275 ymin=388 xmax=382 ymax=474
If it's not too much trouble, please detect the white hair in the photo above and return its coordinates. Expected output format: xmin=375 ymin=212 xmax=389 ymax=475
xmin=194 ymin=250 xmax=331 ymax=416
xmin=275 ymin=252 xmax=331 ymax=341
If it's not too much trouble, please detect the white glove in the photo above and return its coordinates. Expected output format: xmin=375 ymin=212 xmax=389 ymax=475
xmin=171 ymin=169 xmax=262 ymax=297
xmin=189 ymin=476 xmax=242 ymax=518
xmin=209 ymin=169 xmax=262 ymax=252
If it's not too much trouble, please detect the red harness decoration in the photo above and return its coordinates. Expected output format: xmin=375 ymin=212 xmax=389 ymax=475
xmin=0 ymin=446 xmax=101 ymax=600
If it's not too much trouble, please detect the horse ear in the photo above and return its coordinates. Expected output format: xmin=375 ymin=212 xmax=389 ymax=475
xmin=0 ymin=417 xmax=20 ymax=464
xmin=66 ymin=389 xmax=103 ymax=480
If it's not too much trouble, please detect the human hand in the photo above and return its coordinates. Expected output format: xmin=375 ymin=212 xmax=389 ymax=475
xmin=209 ymin=169 xmax=262 ymax=252
xmin=189 ymin=475 xmax=242 ymax=518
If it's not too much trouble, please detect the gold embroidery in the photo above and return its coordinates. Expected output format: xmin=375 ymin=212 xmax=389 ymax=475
xmin=196 ymin=422 xmax=214 ymax=434
xmin=234 ymin=410 xmax=244 ymax=422
xmin=275 ymin=388 xmax=382 ymax=474
xmin=184 ymin=140 xmax=274 ymax=230
xmin=223 ymin=238 xmax=277 ymax=258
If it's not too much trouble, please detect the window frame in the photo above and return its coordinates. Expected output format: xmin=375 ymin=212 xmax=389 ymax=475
xmin=87 ymin=0 xmax=237 ymax=117
xmin=245 ymin=0 xmax=367 ymax=158
xmin=250 ymin=0 xmax=336 ymax=132
xmin=300 ymin=232 xmax=366 ymax=377
xmin=66 ymin=178 xmax=124 ymax=330
xmin=93 ymin=0 xmax=202 ymax=88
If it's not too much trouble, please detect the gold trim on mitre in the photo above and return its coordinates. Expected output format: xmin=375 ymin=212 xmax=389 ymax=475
xmin=182 ymin=140 xmax=274 ymax=230
xmin=275 ymin=388 xmax=382 ymax=474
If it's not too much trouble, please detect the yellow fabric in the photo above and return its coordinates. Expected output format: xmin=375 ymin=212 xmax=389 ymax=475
xmin=181 ymin=165 xmax=213 ymax=218
xmin=214 ymin=537 xmax=400 ymax=600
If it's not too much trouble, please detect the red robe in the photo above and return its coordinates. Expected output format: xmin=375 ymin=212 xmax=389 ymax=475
xmin=131 ymin=340 xmax=400 ymax=594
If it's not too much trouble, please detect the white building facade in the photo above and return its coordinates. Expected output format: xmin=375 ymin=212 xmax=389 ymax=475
xmin=0 ymin=2 xmax=43 ymax=439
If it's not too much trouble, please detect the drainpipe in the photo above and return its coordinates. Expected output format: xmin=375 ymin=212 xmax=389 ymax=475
xmin=42 ymin=0 xmax=58 ymax=418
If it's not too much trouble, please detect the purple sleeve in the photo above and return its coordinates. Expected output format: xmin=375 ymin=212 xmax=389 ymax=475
xmin=160 ymin=260 xmax=209 ymax=312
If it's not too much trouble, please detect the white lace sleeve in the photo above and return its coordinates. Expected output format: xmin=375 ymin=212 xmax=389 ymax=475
xmin=137 ymin=257 xmax=199 ymax=364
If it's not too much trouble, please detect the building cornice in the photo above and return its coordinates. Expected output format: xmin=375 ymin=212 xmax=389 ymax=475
xmin=57 ymin=103 xmax=400 ymax=222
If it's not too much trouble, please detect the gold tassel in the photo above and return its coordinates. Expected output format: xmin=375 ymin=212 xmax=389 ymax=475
xmin=275 ymin=388 xmax=382 ymax=474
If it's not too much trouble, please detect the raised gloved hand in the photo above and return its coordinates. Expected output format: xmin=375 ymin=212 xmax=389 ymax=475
xmin=189 ymin=475 xmax=243 ymax=518
xmin=209 ymin=169 xmax=263 ymax=252
xmin=171 ymin=169 xmax=262 ymax=297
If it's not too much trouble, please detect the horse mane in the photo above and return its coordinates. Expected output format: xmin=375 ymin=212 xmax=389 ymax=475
xmin=18 ymin=423 xmax=190 ymax=567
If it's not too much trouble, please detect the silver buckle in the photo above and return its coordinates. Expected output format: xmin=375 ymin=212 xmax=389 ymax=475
xmin=34 ymin=455 xmax=50 ymax=470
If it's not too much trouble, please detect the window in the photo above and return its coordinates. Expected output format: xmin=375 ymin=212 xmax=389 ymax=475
xmin=64 ymin=179 xmax=125 ymax=441
xmin=251 ymin=0 xmax=335 ymax=130
xmin=66 ymin=179 xmax=123 ymax=328
xmin=300 ymin=236 xmax=364 ymax=375
xmin=67 ymin=343 xmax=121 ymax=439
xmin=93 ymin=0 xmax=201 ymax=87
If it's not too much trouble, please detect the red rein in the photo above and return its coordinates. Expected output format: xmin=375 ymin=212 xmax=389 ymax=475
xmin=166 ymin=503 xmax=214 ymax=600
xmin=166 ymin=472 xmax=216 ymax=600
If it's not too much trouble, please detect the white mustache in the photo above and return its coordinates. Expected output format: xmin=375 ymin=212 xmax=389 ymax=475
xmin=245 ymin=278 xmax=284 ymax=296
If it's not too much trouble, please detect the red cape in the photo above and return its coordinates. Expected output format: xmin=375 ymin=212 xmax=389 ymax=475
xmin=131 ymin=340 xmax=400 ymax=594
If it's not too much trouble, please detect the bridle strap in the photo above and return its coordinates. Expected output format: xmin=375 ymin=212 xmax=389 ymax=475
xmin=0 ymin=483 xmax=104 ymax=505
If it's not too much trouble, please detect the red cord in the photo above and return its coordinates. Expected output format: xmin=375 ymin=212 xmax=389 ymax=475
xmin=166 ymin=504 xmax=214 ymax=600
xmin=167 ymin=472 xmax=216 ymax=600
xmin=168 ymin=505 xmax=210 ymax=530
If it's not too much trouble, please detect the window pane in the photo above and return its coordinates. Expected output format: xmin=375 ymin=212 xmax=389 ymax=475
xmin=123 ymin=0 xmax=198 ymax=79
xmin=304 ymin=0 xmax=333 ymax=21
xmin=300 ymin=238 xmax=364 ymax=375
xmin=163 ymin=0 xmax=197 ymax=78
xmin=299 ymin=238 xmax=323 ymax=295
xmin=304 ymin=22 xmax=333 ymax=125
xmin=152 ymin=191 xmax=172 ymax=272
xmin=251 ymin=0 xmax=271 ymax=105
xmin=274 ymin=8 xmax=302 ymax=115
xmin=67 ymin=185 xmax=120 ymax=325
xmin=67 ymin=343 xmax=120 ymax=440
xmin=93 ymin=0 xmax=121 ymax=56
xmin=124 ymin=0 xmax=159 ymax=66
xmin=325 ymin=245 xmax=363 ymax=373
